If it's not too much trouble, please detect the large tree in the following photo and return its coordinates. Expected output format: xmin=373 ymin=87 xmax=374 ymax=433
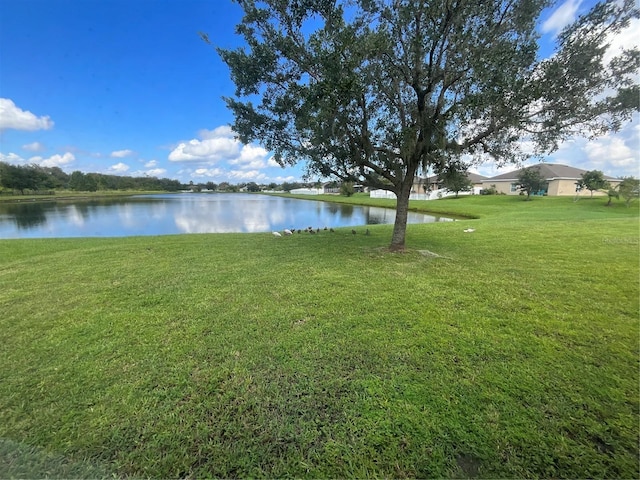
xmin=214 ymin=0 xmax=639 ymax=251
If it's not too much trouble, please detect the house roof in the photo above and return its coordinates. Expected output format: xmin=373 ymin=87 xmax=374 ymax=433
xmin=486 ymin=163 xmax=617 ymax=182
xmin=419 ymin=172 xmax=488 ymax=184
xmin=467 ymin=172 xmax=489 ymax=184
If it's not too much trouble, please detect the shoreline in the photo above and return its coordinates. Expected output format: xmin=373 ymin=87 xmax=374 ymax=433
xmin=0 ymin=190 xmax=173 ymax=204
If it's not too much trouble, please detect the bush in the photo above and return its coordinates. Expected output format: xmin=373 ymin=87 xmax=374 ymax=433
xmin=340 ymin=182 xmax=355 ymax=197
xmin=480 ymin=184 xmax=499 ymax=195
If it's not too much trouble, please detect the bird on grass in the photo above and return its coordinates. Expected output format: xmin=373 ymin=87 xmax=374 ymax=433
xmin=351 ymin=229 xmax=357 ymax=235
xmin=463 ymin=228 xmax=475 ymax=233
xmin=284 ymin=229 xmax=293 ymax=235
xmin=272 ymin=231 xmax=282 ymax=237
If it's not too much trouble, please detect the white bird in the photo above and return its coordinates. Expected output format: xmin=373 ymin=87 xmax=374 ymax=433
xmin=272 ymin=231 xmax=282 ymax=237
xmin=463 ymin=228 xmax=475 ymax=233
xmin=283 ymin=229 xmax=293 ymax=235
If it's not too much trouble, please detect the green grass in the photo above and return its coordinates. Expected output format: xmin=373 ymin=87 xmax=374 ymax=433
xmin=287 ymin=191 xmax=640 ymax=221
xmin=1 ymin=195 xmax=638 ymax=478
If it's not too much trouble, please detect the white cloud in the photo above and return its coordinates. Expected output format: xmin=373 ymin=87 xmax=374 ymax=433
xmin=131 ymin=168 xmax=167 ymax=177
xmin=192 ymin=167 xmax=225 ymax=178
xmin=541 ymin=0 xmax=582 ymax=36
xmin=474 ymin=160 xmax=527 ymax=178
xmin=0 ymin=98 xmax=54 ymax=131
xmin=110 ymin=149 xmax=134 ymax=158
xmin=273 ymin=175 xmax=297 ymax=182
xmin=4 ymin=152 xmax=76 ymax=168
xmin=184 ymin=166 xmax=299 ymax=183
xmin=605 ymin=17 xmax=640 ymax=59
xmin=603 ymin=17 xmax=640 ymax=84
xmin=229 ymin=144 xmax=271 ymax=169
xmin=583 ymin=133 xmax=639 ymax=176
xmin=474 ymin=117 xmax=640 ymax=179
xmin=144 ymin=160 xmax=158 ymax=167
xmin=199 ymin=125 xmax=234 ymax=139
xmin=168 ymin=137 xmax=240 ymax=162
xmin=22 ymin=141 xmax=45 ymax=152
xmin=168 ymin=126 xmax=303 ymax=183
xmin=0 ymin=152 xmax=25 ymax=164
xmin=145 ymin=168 xmax=167 ymax=177
xmin=229 ymin=169 xmax=268 ymax=181
xmin=168 ymin=126 xmax=273 ymax=170
xmin=40 ymin=152 xmax=75 ymax=168
xmin=107 ymin=162 xmax=130 ymax=173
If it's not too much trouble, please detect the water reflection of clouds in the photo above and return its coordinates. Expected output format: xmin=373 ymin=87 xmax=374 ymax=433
xmin=149 ymin=201 xmax=168 ymax=219
xmin=68 ymin=205 xmax=86 ymax=226
xmin=114 ymin=200 xmax=170 ymax=234
xmin=117 ymin=203 xmax=140 ymax=228
xmin=174 ymin=196 xmax=284 ymax=233
xmin=0 ymin=193 xmax=455 ymax=238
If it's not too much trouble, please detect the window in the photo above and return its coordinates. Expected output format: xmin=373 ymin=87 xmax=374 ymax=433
xmin=510 ymin=183 xmax=518 ymax=193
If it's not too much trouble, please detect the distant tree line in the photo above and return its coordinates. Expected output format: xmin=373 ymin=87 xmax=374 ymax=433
xmin=0 ymin=161 xmax=368 ymax=197
xmin=0 ymin=162 xmax=182 ymax=194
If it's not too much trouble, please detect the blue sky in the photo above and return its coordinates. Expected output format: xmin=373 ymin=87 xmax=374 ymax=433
xmin=0 ymin=0 xmax=638 ymax=184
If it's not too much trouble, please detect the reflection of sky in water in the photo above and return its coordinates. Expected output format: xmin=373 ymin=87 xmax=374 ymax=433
xmin=0 ymin=194 xmax=454 ymax=238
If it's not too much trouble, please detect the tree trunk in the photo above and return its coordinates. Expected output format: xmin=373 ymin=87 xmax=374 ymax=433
xmin=389 ymin=179 xmax=414 ymax=252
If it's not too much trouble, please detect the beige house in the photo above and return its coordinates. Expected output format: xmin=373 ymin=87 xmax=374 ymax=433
xmin=482 ymin=163 xmax=620 ymax=196
xmin=413 ymin=172 xmax=487 ymax=193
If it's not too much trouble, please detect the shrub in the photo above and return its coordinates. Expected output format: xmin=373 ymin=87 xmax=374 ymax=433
xmin=480 ymin=184 xmax=499 ymax=195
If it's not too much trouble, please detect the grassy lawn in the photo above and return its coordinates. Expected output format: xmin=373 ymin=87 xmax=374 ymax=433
xmin=0 ymin=195 xmax=638 ymax=478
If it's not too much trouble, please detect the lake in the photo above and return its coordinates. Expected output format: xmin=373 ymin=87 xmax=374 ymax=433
xmin=0 ymin=193 xmax=453 ymax=239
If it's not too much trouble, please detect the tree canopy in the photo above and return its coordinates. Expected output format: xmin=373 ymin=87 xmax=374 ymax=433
xmin=436 ymin=161 xmax=473 ymax=198
xmin=576 ymin=170 xmax=610 ymax=197
xmin=618 ymin=176 xmax=640 ymax=207
xmin=0 ymin=162 xmax=183 ymax=194
xmin=215 ymin=0 xmax=639 ymax=250
xmin=516 ymin=166 xmax=548 ymax=199
xmin=0 ymin=163 xmax=42 ymax=194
